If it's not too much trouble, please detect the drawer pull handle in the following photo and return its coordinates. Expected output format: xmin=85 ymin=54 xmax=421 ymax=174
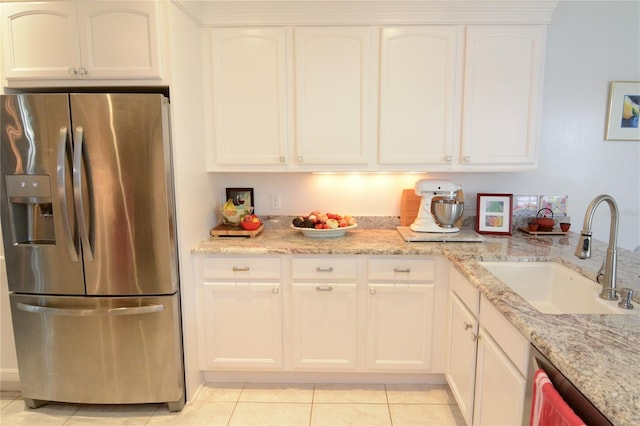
xmin=316 ymin=267 xmax=334 ymax=273
xmin=463 ymin=322 xmax=473 ymax=330
xmin=316 ymin=285 xmax=333 ymax=292
xmin=393 ymin=267 xmax=411 ymax=273
xmin=232 ymin=266 xmax=250 ymax=272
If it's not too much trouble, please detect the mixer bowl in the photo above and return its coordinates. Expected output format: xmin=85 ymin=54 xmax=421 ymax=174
xmin=431 ymin=198 xmax=464 ymax=228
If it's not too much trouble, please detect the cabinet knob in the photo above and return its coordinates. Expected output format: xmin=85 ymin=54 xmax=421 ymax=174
xmin=463 ymin=322 xmax=473 ymax=330
xmin=471 ymin=332 xmax=479 ymax=342
xmin=280 ymin=156 xmax=286 ymax=163
xmin=444 ymin=156 xmax=453 ymax=162
xmin=79 ymin=67 xmax=88 ymax=75
xmin=463 ymin=156 xmax=471 ymax=163
xmin=369 ymin=288 xmax=376 ymax=295
xmin=68 ymin=67 xmax=78 ymax=75
xmin=297 ymin=156 xmax=303 ymax=162
xmin=272 ymin=287 xmax=280 ymax=294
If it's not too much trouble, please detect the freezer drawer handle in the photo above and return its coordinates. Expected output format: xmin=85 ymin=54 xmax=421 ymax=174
xmin=16 ymin=303 xmax=164 ymax=317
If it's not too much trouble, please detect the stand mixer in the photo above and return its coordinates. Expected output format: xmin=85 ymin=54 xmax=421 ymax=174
xmin=410 ymin=180 xmax=463 ymax=233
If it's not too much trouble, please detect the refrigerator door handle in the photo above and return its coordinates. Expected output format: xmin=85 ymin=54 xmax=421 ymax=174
xmin=16 ymin=302 xmax=165 ymax=317
xmin=72 ymin=125 xmax=93 ymax=261
xmin=57 ymin=126 xmax=80 ymax=262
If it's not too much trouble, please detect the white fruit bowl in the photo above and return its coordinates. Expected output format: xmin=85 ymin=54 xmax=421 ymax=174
xmin=291 ymin=224 xmax=357 ymax=238
xmin=221 ymin=207 xmax=253 ymax=226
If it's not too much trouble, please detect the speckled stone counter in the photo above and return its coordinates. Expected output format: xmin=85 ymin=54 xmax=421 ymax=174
xmin=193 ymin=225 xmax=640 ymax=425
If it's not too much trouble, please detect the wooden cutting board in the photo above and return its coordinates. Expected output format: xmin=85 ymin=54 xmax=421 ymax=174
xmin=400 ymin=189 xmax=464 ymax=227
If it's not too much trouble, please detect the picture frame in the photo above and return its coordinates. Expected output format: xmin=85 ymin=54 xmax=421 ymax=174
xmin=605 ymin=81 xmax=640 ymax=141
xmin=476 ymin=193 xmax=513 ymax=235
xmin=225 ymin=188 xmax=254 ymax=211
xmin=539 ymin=195 xmax=568 ymax=217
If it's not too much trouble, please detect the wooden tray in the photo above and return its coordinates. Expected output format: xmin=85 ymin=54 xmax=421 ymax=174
xmin=519 ymin=227 xmax=568 ymax=236
xmin=210 ymin=224 xmax=264 ymax=238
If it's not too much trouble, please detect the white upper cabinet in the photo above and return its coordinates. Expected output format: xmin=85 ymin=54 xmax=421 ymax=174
xmin=2 ymin=2 xmax=80 ymax=80
xmin=378 ymin=26 xmax=461 ymax=166
xmin=201 ymin=2 xmax=554 ymax=172
xmin=2 ymin=1 xmax=162 ymax=82
xmin=461 ymin=25 xmax=545 ymax=168
xmin=293 ymin=27 xmax=372 ymax=166
xmin=208 ymin=27 xmax=289 ymax=166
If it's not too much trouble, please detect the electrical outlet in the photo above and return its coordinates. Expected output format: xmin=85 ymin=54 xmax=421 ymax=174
xmin=270 ymin=193 xmax=281 ymax=210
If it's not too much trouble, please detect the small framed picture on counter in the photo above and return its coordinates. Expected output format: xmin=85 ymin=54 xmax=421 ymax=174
xmin=476 ymin=193 xmax=513 ymax=235
xmin=226 ymin=187 xmax=254 ymax=210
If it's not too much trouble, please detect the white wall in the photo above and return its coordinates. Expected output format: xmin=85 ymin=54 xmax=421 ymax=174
xmin=210 ymin=1 xmax=640 ymax=251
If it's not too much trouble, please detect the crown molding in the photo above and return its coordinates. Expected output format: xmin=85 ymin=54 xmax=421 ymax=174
xmin=172 ymin=1 xmax=558 ymax=26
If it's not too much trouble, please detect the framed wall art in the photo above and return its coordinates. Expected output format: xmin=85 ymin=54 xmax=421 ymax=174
xmin=225 ymin=187 xmax=254 ymax=210
xmin=476 ymin=193 xmax=513 ymax=235
xmin=605 ymin=81 xmax=640 ymax=141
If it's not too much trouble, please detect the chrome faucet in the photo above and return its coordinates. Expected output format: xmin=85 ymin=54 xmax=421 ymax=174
xmin=575 ymin=194 xmax=619 ymax=300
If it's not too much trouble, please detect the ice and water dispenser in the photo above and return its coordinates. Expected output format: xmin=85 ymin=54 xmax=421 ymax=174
xmin=5 ymin=174 xmax=55 ymax=245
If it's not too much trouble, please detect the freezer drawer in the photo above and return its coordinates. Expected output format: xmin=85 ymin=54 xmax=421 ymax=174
xmin=10 ymin=293 xmax=185 ymax=411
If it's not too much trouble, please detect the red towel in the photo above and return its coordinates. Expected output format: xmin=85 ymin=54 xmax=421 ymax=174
xmin=530 ymin=369 xmax=586 ymax=426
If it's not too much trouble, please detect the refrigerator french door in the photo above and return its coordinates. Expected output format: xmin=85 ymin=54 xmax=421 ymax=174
xmin=0 ymin=93 xmax=185 ymax=411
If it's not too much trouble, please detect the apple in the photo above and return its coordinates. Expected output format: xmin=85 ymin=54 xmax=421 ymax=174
xmin=338 ymin=220 xmax=347 ymax=227
xmin=344 ymin=215 xmax=356 ymax=226
xmin=326 ymin=218 xmax=339 ymax=229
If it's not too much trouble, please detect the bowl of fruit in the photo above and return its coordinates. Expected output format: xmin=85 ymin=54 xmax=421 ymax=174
xmin=291 ymin=211 xmax=357 ymax=238
xmin=221 ymin=199 xmax=254 ymax=226
xmin=240 ymin=214 xmax=262 ymax=231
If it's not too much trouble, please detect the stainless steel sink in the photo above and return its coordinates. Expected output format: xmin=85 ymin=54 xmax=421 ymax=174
xmin=479 ymin=262 xmax=636 ymax=315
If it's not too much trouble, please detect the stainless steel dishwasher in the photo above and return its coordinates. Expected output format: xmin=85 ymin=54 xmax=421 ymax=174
xmin=523 ymin=344 xmax=613 ymax=426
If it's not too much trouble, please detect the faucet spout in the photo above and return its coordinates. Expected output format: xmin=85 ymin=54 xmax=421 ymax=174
xmin=574 ymin=194 xmax=619 ymax=300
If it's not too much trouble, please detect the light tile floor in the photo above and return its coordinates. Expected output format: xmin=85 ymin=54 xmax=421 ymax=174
xmin=0 ymin=383 xmax=465 ymax=426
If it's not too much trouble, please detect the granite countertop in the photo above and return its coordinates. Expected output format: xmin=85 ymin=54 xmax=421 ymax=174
xmin=193 ymin=219 xmax=640 ymax=425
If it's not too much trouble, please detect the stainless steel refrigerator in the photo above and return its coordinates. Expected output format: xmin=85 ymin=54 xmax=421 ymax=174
xmin=0 ymin=93 xmax=185 ymax=411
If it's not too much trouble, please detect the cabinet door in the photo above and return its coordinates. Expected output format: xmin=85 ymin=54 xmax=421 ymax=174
xmin=294 ymin=27 xmax=372 ymax=165
xmin=2 ymin=2 xmax=81 ymax=79
xmin=446 ymin=292 xmax=478 ymax=426
xmin=473 ymin=328 xmax=526 ymax=426
xmin=76 ymin=1 xmax=162 ymax=79
xmin=461 ymin=26 xmax=545 ymax=166
xmin=209 ymin=27 xmax=288 ymax=166
xmin=291 ymin=282 xmax=358 ymax=369
xmin=366 ymin=283 xmax=434 ymax=370
xmin=379 ymin=26 xmax=461 ymax=166
xmin=200 ymin=282 xmax=282 ymax=369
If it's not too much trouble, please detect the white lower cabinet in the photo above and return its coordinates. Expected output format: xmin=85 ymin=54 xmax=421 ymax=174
xmin=198 ymin=254 xmax=447 ymax=374
xmin=200 ymin=281 xmax=283 ymax=369
xmin=366 ymin=282 xmax=435 ymax=370
xmin=473 ymin=327 xmax=527 ymax=426
xmin=198 ymin=256 xmax=283 ymax=369
xmin=446 ymin=291 xmax=478 ymax=425
xmin=446 ymin=266 xmax=529 ymax=426
xmin=291 ymin=282 xmax=358 ymax=369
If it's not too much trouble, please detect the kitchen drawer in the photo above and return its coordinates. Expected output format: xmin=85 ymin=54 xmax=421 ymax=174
xmin=201 ymin=256 xmax=281 ymax=280
xmin=449 ymin=266 xmax=480 ymax=315
xmin=368 ymin=257 xmax=435 ymax=282
xmin=479 ymin=295 xmax=529 ymax=376
xmin=291 ymin=257 xmax=357 ymax=281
